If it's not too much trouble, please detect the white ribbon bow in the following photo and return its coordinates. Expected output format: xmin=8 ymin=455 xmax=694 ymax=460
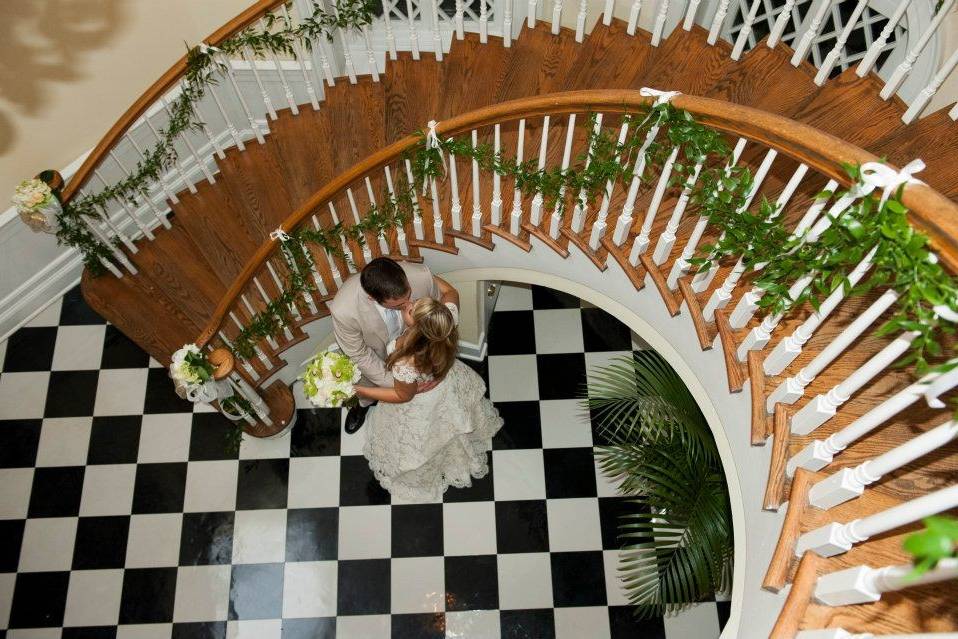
xmin=422 ymin=119 xmax=447 ymax=194
xmin=198 ymin=42 xmax=222 ymax=55
xmin=640 ymin=88 xmax=682 ymax=106
xmin=270 ymin=228 xmax=291 ymax=242
xmin=859 ymin=159 xmax=925 ymax=208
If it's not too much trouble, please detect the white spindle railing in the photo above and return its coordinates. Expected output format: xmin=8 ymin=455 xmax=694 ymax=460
xmin=683 ymin=0 xmax=702 ymax=30
xmin=856 ymin=0 xmax=911 ymax=77
xmin=576 ymin=0 xmax=589 ymax=42
xmin=814 ymin=0 xmax=869 ymax=85
xmin=731 ymin=0 xmax=763 ymax=61
xmin=795 ymin=484 xmax=958 ymax=557
xmin=651 ymin=0 xmax=670 ymax=46
xmin=431 ymin=0 xmax=444 ymax=60
xmin=881 ymin=0 xmax=956 ymax=100
xmin=903 ymin=46 xmax=958 ymax=124
xmin=383 ymin=165 xmax=409 ymax=255
xmin=549 ymin=114 xmax=577 ymax=240
xmin=707 ymin=0 xmax=731 ymax=45
xmin=551 ymin=0 xmax=562 ymax=35
xmin=92 ymin=170 xmax=154 ymax=241
xmin=791 ymin=0 xmax=833 ymax=66
xmin=206 ymin=80 xmax=246 ymax=151
xmin=627 ymin=0 xmax=643 ymax=35
xmin=630 ymin=145 xmax=679 ymax=264
xmin=405 ymin=0 xmax=421 ymax=60
xmin=471 ymin=130 xmax=483 ymax=236
xmin=530 ymin=116 xmax=550 ymax=227
xmin=813 ymin=559 xmax=958 ymax=607
xmin=510 ymin=119 xmax=526 ymax=236
xmin=571 ymin=114 xmax=604 ymax=234
xmin=652 ymin=159 xmax=702 ymax=265
xmin=242 ymin=45 xmax=279 ymax=120
xmin=449 ymin=152 xmax=464 ymax=233
xmin=808 ymin=420 xmax=958 ymax=509
xmin=160 ymin=97 xmax=217 ymax=185
xmin=767 ymin=0 xmax=798 ymax=48
xmin=503 ymin=0 xmax=513 ymax=47
xmin=604 ymin=0 xmax=616 ymax=26
xmin=591 ymin=120 xmax=631 ymax=250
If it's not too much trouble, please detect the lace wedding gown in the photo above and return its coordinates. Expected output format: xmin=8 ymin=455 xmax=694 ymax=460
xmin=363 ymin=346 xmax=503 ymax=502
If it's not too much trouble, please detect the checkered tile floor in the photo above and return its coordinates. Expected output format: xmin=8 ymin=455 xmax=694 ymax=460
xmin=0 ymin=283 xmax=730 ymax=638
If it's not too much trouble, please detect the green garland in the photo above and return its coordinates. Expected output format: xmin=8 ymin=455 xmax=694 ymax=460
xmin=60 ymin=0 xmax=375 ymax=275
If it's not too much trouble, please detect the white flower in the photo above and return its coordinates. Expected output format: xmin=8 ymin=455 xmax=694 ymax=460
xmin=12 ymin=179 xmax=52 ymax=212
xmin=300 ymin=350 xmax=360 ymax=408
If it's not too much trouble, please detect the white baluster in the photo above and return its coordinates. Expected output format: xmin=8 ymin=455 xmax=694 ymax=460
xmin=666 ymin=137 xmax=747 ymax=289
xmin=160 ymin=96 xmax=216 ymax=185
xmin=627 ymin=0 xmax=643 ymax=35
xmin=491 ymin=123 xmax=502 ymax=226
xmin=82 ymin=214 xmax=136 ymax=275
xmin=479 ymin=0 xmax=489 ymax=44
xmin=809 ymin=420 xmax=958 ymax=510
xmin=731 ymin=0 xmax=763 ymax=60
xmin=571 ymin=114 xmax=604 ymax=234
xmin=430 ymin=177 xmax=444 ymax=244
xmin=217 ymin=49 xmax=267 ymax=143
xmin=951 ymin=102 xmax=958 ymax=120
xmin=651 ymin=161 xmax=702 ymax=265
xmin=93 ymin=170 xmax=153 ymax=241
xmin=108 ymin=151 xmax=169 ymax=231
xmin=652 ymin=0 xmax=670 ymax=46
xmin=881 ymin=0 xmax=956 ymax=100
xmin=791 ymin=0 xmax=833 ymax=66
xmin=143 ymin=114 xmax=197 ymax=194
xmin=576 ymin=0 xmax=588 ymax=42
xmin=380 ymin=2 xmax=399 ymax=59
xmin=510 ymin=119 xmax=526 ymax=237
xmin=261 ymin=21 xmax=300 ymax=112
xmin=206 ymin=81 xmax=246 ymax=151
xmin=187 ymin=86 xmax=226 ymax=160
xmin=470 ymin=130 xmax=483 ymax=236
xmin=591 ymin=119 xmax=631 ymax=251
xmin=682 ymin=0 xmax=701 ymax=30
xmin=813 ymin=559 xmax=958 ymax=607
xmin=787 ymin=368 xmax=956 ymax=477
xmin=125 ymin=134 xmax=179 ymax=204
xmin=241 ymin=45 xmax=278 ymax=120
xmin=91 ymin=202 xmax=138 ymax=256
xmin=230 ymin=374 xmax=273 ymax=426
xmin=795 ymin=485 xmax=958 ymax=557
xmin=551 ymin=0 xmax=562 ymax=34
xmin=791 ymin=331 xmax=920 ymax=436
xmin=815 ymin=0 xmax=869 ymax=85
xmin=383 ymin=165 xmax=409 ymax=255
xmin=856 ymin=0 xmax=911 ymax=76
xmin=346 ymin=187 xmax=374 ymax=261
xmin=503 ymin=0 xmax=514 ymax=47
xmin=244 ymin=286 xmax=282 ymax=346
xmin=456 ymin=0 xmax=466 ymax=38
xmin=365 ymin=177 xmax=391 ymax=256
xmin=528 ymin=0 xmax=537 ymax=27
xmin=603 ymin=0 xmax=615 ymax=26
xmin=403 ymin=158 xmax=426 ymax=243
xmin=903 ymin=47 xmax=958 ymax=124
xmin=736 ymin=271 xmax=814 ymax=359
xmin=549 ymin=114 xmax=577 ymax=240
xmin=630 ymin=145 xmax=679 ymax=264
xmin=360 ymin=26 xmax=380 ymax=80
xmin=405 ymin=0 xmax=421 ymax=60
xmin=613 ymin=121 xmax=663 ymax=246
xmin=767 ymin=0 xmax=797 ymax=48
xmin=327 ymin=202 xmax=356 ymax=271
xmin=530 ymin=116 xmax=550 ymax=227
xmin=707 ymin=0 xmax=730 ymax=45
xmin=766 ymin=287 xmax=898 ymax=412
xmin=282 ymin=4 xmax=325 ymax=104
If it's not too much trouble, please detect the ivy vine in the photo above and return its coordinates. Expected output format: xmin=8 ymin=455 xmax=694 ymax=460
xmin=59 ymin=0 xmax=375 ymax=275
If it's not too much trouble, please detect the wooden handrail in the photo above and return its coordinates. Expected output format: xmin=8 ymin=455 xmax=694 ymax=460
xmin=195 ymin=89 xmax=958 ymax=348
xmin=60 ymin=0 xmax=286 ymax=202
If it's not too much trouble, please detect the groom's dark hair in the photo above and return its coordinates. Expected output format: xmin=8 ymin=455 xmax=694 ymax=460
xmin=361 ymin=257 xmax=410 ymax=303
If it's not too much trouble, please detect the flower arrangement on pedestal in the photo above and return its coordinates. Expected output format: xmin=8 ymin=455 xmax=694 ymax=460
xmin=12 ymin=177 xmax=61 ymax=234
xmin=300 ymin=350 xmax=362 ymax=408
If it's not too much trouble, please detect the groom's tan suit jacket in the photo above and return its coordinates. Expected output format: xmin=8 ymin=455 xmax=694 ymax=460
xmin=328 ymin=261 xmax=439 ymax=387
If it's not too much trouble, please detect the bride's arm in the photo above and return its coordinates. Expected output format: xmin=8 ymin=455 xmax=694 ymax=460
xmin=354 ymin=379 xmax=417 ymax=404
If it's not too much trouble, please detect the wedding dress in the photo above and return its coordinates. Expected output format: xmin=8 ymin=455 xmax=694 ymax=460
xmin=362 ymin=341 xmax=503 ymax=502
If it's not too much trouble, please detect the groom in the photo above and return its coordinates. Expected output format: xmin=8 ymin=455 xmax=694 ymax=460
xmin=328 ymin=257 xmax=445 ymax=433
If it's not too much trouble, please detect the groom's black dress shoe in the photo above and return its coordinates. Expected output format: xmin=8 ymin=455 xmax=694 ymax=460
xmin=345 ymin=404 xmax=371 ymax=434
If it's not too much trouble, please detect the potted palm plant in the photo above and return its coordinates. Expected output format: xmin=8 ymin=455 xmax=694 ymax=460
xmin=585 ymin=350 xmax=733 ymax=618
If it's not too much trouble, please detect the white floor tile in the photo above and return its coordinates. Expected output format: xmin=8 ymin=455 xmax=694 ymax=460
xmin=79 ymin=463 xmax=136 ymax=516
xmin=497 ymin=553 xmax=553 ymax=610
xmin=554 ymin=605 xmax=611 ymax=639
xmin=18 ymin=517 xmax=77 ymax=572
xmin=0 ymin=572 xmax=14 ymax=629
xmin=336 ymin=615 xmax=390 ymax=638
xmin=0 ymin=468 xmax=35 ymax=520
xmin=35 ymin=417 xmax=92 ymax=467
xmin=287 ymin=457 xmax=340 ymax=509
xmin=282 ymin=561 xmax=337 ymax=618
xmin=0 ymin=372 xmax=49 ymax=419
xmin=126 ymin=513 xmax=183 ymax=568
xmin=594 ymin=457 xmax=625 ymax=499
xmin=442 ymin=501 xmax=497 ymax=556
xmin=494 ymin=284 xmax=533 ymax=311
xmin=227 ymin=619 xmax=282 ymax=639
xmin=173 ymin=565 xmax=231 ymax=622
xmin=137 ymin=413 xmax=192 ymax=463
xmin=63 ymin=568 xmax=123 ymax=627
xmin=603 ymin=550 xmax=630 ymax=606
xmin=492 ymin=449 xmax=546 ymax=501
xmin=51 ymin=325 xmax=106 ymax=371
xmin=445 ymin=610 xmax=500 ymax=638
xmin=487 ymin=355 xmax=539 ymax=402
xmin=94 ymin=368 xmax=148 ymax=416
xmin=26 ymin=299 xmax=62 ymax=327
xmin=183 ymin=460 xmax=239 ymax=513
xmin=546 ymin=498 xmax=602 ymax=552
xmin=391 ymin=556 xmax=445 ymax=614
xmin=663 ymin=601 xmax=721 ymax=638
xmin=115 ymin=624 xmax=173 ymax=639
xmin=6 ymin=629 xmax=64 ymax=639
xmin=533 ymin=309 xmax=584 ymax=354
xmin=337 ymin=505 xmax=390 ymax=560
xmin=539 ymin=400 xmax=593 ymax=448
xmin=232 ymin=509 xmax=287 ymax=564
xmin=584 ymin=351 xmax=634 ymax=385
xmin=339 ymin=415 xmax=367 ymax=457
xmin=239 ymin=430 xmax=291 ymax=459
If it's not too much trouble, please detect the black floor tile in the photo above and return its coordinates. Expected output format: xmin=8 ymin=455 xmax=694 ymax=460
xmin=189 ymin=413 xmax=240 ymax=461
xmin=100 ymin=325 xmax=151 ymax=369
xmin=173 ymin=621 xmax=227 ymax=639
xmin=442 ymin=463 xmax=494 ymax=503
xmin=144 ymin=367 xmax=195 ymax=414
xmin=500 ymin=608 xmax=556 ymax=639
xmin=72 ymin=516 xmax=130 ymax=570
xmin=285 ymin=507 xmax=338 ymax=562
xmin=8 ymin=571 xmax=70 ymax=628
xmin=609 ymin=605 xmax=666 ymax=638
xmin=599 ymin=496 xmax=650 ymax=551
xmin=87 ymin=415 xmax=142 ymax=464
xmin=581 ymin=307 xmax=633 ymax=352
xmin=281 ymin=617 xmax=336 ymax=639
xmin=543 ymin=448 xmax=597 ymax=498
xmin=132 ymin=462 xmax=188 ymax=514
xmin=290 ymin=409 xmax=341 ymax=457
xmin=492 ymin=401 xmax=542 ymax=450
xmin=444 ymin=554 xmax=498 ymax=611
xmin=487 ymin=310 xmax=536 ymax=355
xmin=392 ymin=504 xmax=443 ymax=558
xmin=0 ymin=519 xmax=24 ymax=572
xmin=551 ymin=551 xmax=607 ymax=607
xmin=228 ymin=563 xmax=285 ymax=620
xmin=338 ymin=455 xmax=390 ymax=507
xmin=2 ymin=326 xmax=57 ymax=372
xmin=0 ymin=419 xmax=41 ymax=468
xmin=44 ymin=370 xmax=99 ymax=418
xmin=119 ymin=567 xmax=178 ymax=624
xmin=717 ymin=600 xmax=732 ymax=631
xmin=336 ymin=558 xmax=390 ymax=615
xmin=179 ymin=511 xmax=234 ymax=566
xmin=391 ymin=612 xmax=445 ymax=639
xmin=236 ymin=458 xmax=289 ymax=510
xmin=535 ymin=353 xmax=586 ymax=400
xmin=28 ymin=466 xmax=85 ymax=517
xmin=495 ymin=500 xmax=549 ymax=553
xmin=531 ymin=286 xmax=580 ymax=310
xmin=62 ymin=627 xmax=117 ymax=639
xmin=59 ymin=286 xmax=106 ymax=325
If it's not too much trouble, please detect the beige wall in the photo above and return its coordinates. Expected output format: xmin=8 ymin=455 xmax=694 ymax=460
xmin=0 ymin=0 xmax=253 ymax=197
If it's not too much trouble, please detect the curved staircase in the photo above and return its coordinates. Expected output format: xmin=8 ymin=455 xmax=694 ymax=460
xmin=46 ymin=1 xmax=958 ymax=636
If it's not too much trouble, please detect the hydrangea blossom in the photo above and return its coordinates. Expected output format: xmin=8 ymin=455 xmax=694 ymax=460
xmin=301 ymin=350 xmax=362 ymax=408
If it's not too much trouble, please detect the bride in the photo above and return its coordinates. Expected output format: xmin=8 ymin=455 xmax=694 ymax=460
xmin=354 ymin=295 xmax=503 ymax=502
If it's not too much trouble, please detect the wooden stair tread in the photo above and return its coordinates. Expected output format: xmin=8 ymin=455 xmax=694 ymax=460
xmin=562 ymin=19 xmax=655 ymax=92
xmin=634 ymin=25 xmax=734 ymax=96
xmin=496 ymin=24 xmax=581 ymax=100
xmin=383 ymin=52 xmax=446 ymax=142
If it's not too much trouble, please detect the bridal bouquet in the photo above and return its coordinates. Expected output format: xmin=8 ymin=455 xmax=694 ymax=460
xmin=170 ymin=344 xmax=229 ymax=404
xmin=301 ymin=350 xmax=362 ymax=408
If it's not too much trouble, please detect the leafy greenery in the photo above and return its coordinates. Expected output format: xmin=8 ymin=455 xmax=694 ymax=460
xmin=59 ymin=0 xmax=375 ymax=274
xmin=586 ymin=352 xmax=732 ymax=618
xmin=904 ymin=515 xmax=958 ymax=577
xmin=220 ymin=394 xmax=255 ymax=454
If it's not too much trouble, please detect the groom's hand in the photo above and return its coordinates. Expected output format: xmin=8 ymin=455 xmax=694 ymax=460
xmin=417 ymin=379 xmax=439 ymax=393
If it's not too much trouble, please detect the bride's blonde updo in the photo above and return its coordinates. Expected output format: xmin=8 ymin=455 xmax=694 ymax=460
xmin=386 ymin=297 xmax=458 ymax=380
